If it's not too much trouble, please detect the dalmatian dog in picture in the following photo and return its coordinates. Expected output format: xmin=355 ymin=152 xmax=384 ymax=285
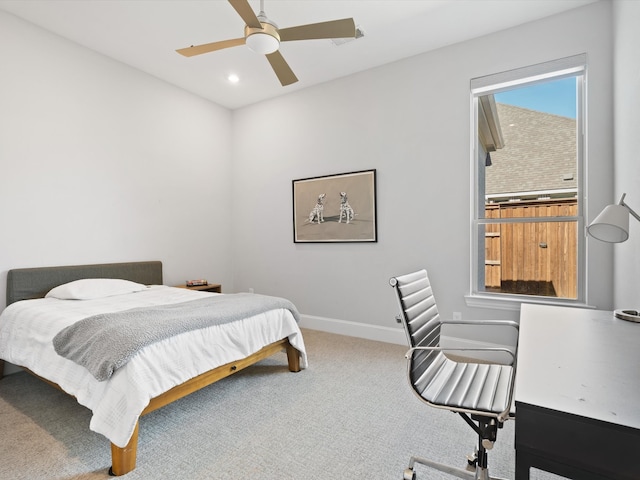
xmin=307 ymin=193 xmax=326 ymax=224
xmin=339 ymin=191 xmax=356 ymax=224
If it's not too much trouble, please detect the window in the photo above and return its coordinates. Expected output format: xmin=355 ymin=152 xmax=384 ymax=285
xmin=470 ymin=55 xmax=586 ymax=307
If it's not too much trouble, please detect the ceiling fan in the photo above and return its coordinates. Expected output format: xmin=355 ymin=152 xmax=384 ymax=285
xmin=176 ymin=0 xmax=356 ymax=86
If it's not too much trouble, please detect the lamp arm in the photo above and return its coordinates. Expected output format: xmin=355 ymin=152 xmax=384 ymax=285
xmin=622 ymin=202 xmax=640 ymax=223
xmin=619 ymin=193 xmax=640 ymax=223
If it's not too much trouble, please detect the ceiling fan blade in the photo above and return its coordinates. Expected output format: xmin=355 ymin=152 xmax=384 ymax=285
xmin=279 ymin=18 xmax=355 ymax=42
xmin=266 ymin=51 xmax=298 ymax=86
xmin=176 ymin=37 xmax=245 ymax=57
xmin=228 ymin=0 xmax=262 ymax=29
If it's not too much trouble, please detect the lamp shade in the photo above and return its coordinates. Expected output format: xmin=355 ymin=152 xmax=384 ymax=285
xmin=587 ymin=204 xmax=630 ymax=243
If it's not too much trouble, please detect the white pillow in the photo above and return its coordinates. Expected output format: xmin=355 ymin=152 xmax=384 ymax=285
xmin=45 ymin=278 xmax=148 ymax=300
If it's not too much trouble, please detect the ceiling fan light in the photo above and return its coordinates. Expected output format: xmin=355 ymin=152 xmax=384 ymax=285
xmin=245 ymin=22 xmax=280 ymax=55
xmin=246 ymin=32 xmax=279 ymax=54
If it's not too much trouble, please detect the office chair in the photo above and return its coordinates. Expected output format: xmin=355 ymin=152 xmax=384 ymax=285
xmin=390 ymin=269 xmax=518 ymax=480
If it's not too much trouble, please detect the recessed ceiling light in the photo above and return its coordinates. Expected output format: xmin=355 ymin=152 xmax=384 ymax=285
xmin=228 ymin=74 xmax=240 ymax=84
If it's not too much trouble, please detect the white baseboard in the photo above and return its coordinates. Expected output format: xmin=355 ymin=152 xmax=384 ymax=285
xmin=299 ymin=314 xmax=407 ymax=345
xmin=299 ymin=314 xmax=513 ymax=363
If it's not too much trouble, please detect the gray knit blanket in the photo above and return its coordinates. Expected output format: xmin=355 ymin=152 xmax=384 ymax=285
xmin=52 ymin=293 xmax=300 ymax=381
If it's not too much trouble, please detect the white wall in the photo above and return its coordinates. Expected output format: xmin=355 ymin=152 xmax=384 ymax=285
xmin=0 ymin=11 xmax=234 ymax=310
xmin=231 ymin=1 xmax=614 ymax=343
xmin=612 ymin=0 xmax=640 ymax=308
xmin=0 ymin=1 xmax=623 ymax=351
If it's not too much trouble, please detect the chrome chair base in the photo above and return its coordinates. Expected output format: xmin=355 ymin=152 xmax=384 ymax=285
xmin=403 ymin=455 xmax=509 ymax=480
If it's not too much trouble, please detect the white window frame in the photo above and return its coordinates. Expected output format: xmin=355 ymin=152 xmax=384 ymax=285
xmin=467 ymin=55 xmax=587 ymax=311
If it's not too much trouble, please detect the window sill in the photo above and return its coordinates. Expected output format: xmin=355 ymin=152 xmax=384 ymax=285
xmin=465 ymin=293 xmax=596 ymax=312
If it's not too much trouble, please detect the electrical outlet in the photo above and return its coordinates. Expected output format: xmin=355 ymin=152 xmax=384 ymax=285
xmin=452 ymin=312 xmax=462 ymax=320
xmin=249 ymin=288 xmax=254 ymax=294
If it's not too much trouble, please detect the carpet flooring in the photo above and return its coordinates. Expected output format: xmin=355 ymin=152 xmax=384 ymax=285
xmin=0 ymin=329 xmax=563 ymax=479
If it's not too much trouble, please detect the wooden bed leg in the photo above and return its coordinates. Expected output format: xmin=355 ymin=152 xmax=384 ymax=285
xmin=109 ymin=421 xmax=139 ymax=476
xmin=0 ymin=360 xmax=4 ymax=380
xmin=286 ymin=342 xmax=301 ymax=372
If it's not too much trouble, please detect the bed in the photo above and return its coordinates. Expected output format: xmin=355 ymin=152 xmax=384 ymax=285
xmin=0 ymin=261 xmax=306 ymax=476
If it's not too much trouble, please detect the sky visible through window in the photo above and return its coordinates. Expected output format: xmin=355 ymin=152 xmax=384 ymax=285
xmin=494 ymin=77 xmax=576 ymax=119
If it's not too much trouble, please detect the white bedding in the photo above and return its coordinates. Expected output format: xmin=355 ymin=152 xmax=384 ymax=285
xmin=0 ymin=286 xmax=307 ymax=447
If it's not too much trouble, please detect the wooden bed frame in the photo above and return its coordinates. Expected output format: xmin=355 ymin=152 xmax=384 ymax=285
xmin=1 ymin=261 xmax=302 ymax=476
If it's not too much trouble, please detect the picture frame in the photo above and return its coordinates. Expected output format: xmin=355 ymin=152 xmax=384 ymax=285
xmin=292 ymin=169 xmax=377 ymax=243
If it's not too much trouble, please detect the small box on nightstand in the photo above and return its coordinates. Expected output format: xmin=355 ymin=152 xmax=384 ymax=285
xmin=175 ymin=283 xmax=222 ymax=293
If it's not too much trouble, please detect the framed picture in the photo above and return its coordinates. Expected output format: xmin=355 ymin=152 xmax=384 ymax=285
xmin=292 ymin=169 xmax=377 ymax=243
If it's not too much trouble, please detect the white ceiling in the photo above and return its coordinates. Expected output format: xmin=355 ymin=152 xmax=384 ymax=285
xmin=0 ymin=0 xmax=597 ymax=110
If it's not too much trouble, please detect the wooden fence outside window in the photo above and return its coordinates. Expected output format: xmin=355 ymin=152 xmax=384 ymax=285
xmin=484 ymin=199 xmax=577 ymax=299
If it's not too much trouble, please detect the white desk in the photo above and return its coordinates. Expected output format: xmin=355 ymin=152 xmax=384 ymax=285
xmin=515 ymin=303 xmax=640 ymax=479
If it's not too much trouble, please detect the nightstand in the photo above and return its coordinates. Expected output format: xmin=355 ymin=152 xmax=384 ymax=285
xmin=174 ymin=283 xmax=222 ymax=293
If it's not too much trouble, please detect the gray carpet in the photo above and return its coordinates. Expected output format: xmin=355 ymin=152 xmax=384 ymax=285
xmin=0 ymin=329 xmax=562 ymax=479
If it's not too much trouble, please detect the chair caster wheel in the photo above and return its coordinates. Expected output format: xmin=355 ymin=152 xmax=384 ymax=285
xmin=403 ymin=468 xmax=416 ymax=480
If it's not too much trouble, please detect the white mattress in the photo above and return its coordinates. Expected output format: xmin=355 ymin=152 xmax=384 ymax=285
xmin=0 ymin=286 xmax=307 ymax=447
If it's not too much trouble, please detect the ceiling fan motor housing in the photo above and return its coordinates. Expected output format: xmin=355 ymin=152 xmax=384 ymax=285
xmin=245 ymin=21 xmax=280 ymax=54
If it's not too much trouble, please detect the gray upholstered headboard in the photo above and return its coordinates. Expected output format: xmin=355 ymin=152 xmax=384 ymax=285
xmin=6 ymin=261 xmax=163 ymax=306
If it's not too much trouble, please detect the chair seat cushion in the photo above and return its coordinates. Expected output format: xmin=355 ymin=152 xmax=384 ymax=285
xmin=412 ymin=352 xmax=513 ymax=415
